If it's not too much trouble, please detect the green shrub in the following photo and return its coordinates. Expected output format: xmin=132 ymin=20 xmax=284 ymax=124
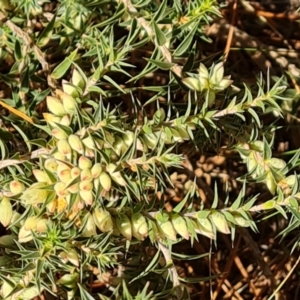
xmin=0 ymin=0 xmax=299 ymax=299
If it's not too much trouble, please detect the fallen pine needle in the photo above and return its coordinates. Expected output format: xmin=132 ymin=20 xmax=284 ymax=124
xmin=0 ymin=99 xmax=34 ymax=124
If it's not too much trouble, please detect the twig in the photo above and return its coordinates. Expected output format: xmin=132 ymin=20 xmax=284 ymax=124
xmin=223 ymin=0 xmax=237 ymax=62
xmin=0 ymin=148 xmax=49 ymax=170
xmin=239 ymin=228 xmax=276 ymax=290
xmin=212 ymin=236 xmax=241 ymax=299
xmin=287 ymin=70 xmax=300 ymax=94
xmin=0 ymin=12 xmax=56 ymax=89
xmin=208 ymin=20 xmax=272 ymax=75
xmin=267 ymin=253 xmax=300 ymax=300
xmin=158 ymin=242 xmax=182 ymax=299
xmin=122 ymin=0 xmax=183 ymax=78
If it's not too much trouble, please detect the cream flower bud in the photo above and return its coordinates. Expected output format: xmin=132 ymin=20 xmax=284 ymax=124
xmin=107 ymin=164 xmax=126 ymax=186
xmin=80 ymin=169 xmax=93 ymax=182
xmin=160 ymin=221 xmax=177 ymax=241
xmin=54 ymin=182 xmax=68 ymax=197
xmin=57 ymin=139 xmax=72 ymax=157
xmin=9 ymin=180 xmax=25 ymax=194
xmin=32 ymin=169 xmax=51 ymax=183
xmin=62 ymin=79 xmax=79 ymax=97
xmin=36 ymin=219 xmax=48 ymax=233
xmin=91 ymin=163 xmax=102 ymax=178
xmin=44 ymin=158 xmax=58 ymax=172
xmin=85 ymin=148 xmax=95 ymax=157
xmin=47 ymin=199 xmax=56 ymax=213
xmin=79 ymin=190 xmax=94 ymax=205
xmin=24 ymin=216 xmax=39 ymax=230
xmin=57 ymin=168 xmax=72 ymax=183
xmin=46 ymin=96 xmax=66 ymax=116
xmin=210 ymin=211 xmax=230 ymax=234
xmin=68 ymin=134 xmax=84 ymax=154
xmin=93 ymin=178 xmax=101 ymax=191
xmin=131 ymin=213 xmax=148 ymax=240
xmin=79 ymin=181 xmax=93 ymax=191
xmin=60 ymin=115 xmax=71 ymax=126
xmin=0 ymin=197 xmax=13 ymax=227
xmin=78 ymin=156 xmax=92 ymax=169
xmin=57 ymin=162 xmax=70 ymax=174
xmin=53 ymin=151 xmax=66 ymax=161
xmin=82 ymin=212 xmax=97 ymax=237
xmin=123 ymin=131 xmax=135 ymax=147
xmin=171 ymin=214 xmax=189 ymax=240
xmin=93 ymin=208 xmax=113 ymax=232
xmin=18 ymin=225 xmax=33 ymax=243
xmin=57 ymin=90 xmax=77 ymax=114
xmin=99 ymin=172 xmax=111 ymax=191
xmin=43 ymin=113 xmax=61 ymax=127
xmin=67 ymin=182 xmax=80 ymax=194
xmin=72 ymin=68 xmax=85 ymax=90
xmin=71 ymin=167 xmax=81 ymax=179
xmin=80 ymin=190 xmax=94 ymax=205
xmin=82 ymin=136 xmax=95 ymax=149
xmin=51 ymin=128 xmax=68 ymax=140
xmin=116 ymin=214 xmax=132 ymax=240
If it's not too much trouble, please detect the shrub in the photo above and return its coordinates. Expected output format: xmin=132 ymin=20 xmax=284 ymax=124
xmin=0 ymin=0 xmax=299 ymax=299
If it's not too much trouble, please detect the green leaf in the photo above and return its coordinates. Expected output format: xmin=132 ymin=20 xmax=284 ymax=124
xmin=152 ymin=21 xmax=166 ymax=46
xmin=211 ymin=182 xmax=218 ymax=209
xmin=11 ymin=123 xmax=31 ymax=152
xmin=14 ymin=39 xmax=22 ymax=60
xmin=173 ymin=21 xmax=199 ymax=57
xmin=248 ymin=108 xmax=261 ymax=126
xmin=129 ymin=247 xmax=161 ymax=283
xmin=95 ymin=5 xmax=125 ymax=27
xmin=275 ymin=205 xmax=287 ymax=219
xmin=173 ymin=190 xmax=191 ymax=213
xmin=37 ymin=13 xmax=57 ymax=47
xmin=128 ymin=48 xmax=160 ymax=82
xmin=282 ymin=150 xmax=300 ymax=174
xmin=171 ymin=251 xmax=208 ymax=260
xmin=20 ymin=67 xmax=30 ymax=92
xmin=182 ymin=48 xmax=195 ymax=72
xmin=210 ymin=212 xmax=230 ymax=234
xmin=103 ymin=75 xmax=126 ymax=93
xmin=262 ymin=137 xmax=272 ymax=160
xmin=230 ymin=182 xmax=246 ymax=210
xmin=13 ymin=286 xmax=41 ymax=300
xmin=153 ymin=0 xmax=168 ymax=22
xmin=144 ymin=58 xmax=174 ymax=70
xmin=28 ymin=138 xmax=47 ymax=148
xmin=51 ymin=49 xmax=78 ymax=79
xmin=0 ymin=139 xmax=8 ymax=159
xmin=78 ymin=284 xmax=95 ymax=300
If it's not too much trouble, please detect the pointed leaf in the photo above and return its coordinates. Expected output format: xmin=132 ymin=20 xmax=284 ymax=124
xmin=173 ymin=21 xmax=199 ymax=57
xmin=51 ymin=49 xmax=78 ymax=79
xmin=152 ymin=22 xmax=166 ymax=46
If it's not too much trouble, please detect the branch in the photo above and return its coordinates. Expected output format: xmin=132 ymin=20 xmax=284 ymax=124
xmin=122 ymin=0 xmax=183 ymax=78
xmin=158 ymin=242 xmax=183 ymax=299
xmin=0 ymin=148 xmax=49 ymax=170
xmin=0 ymin=12 xmax=56 ymax=89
